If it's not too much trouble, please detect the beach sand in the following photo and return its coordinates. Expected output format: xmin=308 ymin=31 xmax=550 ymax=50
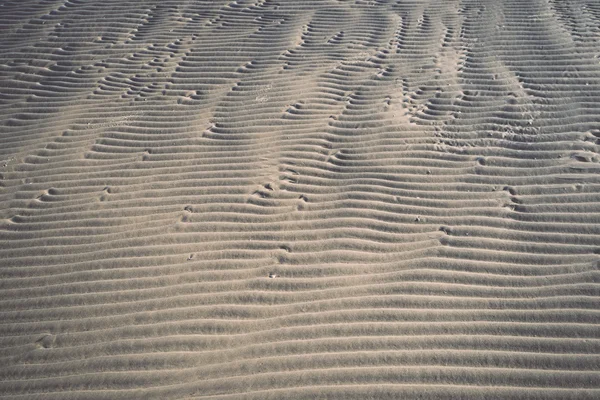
xmin=0 ymin=0 xmax=599 ymax=398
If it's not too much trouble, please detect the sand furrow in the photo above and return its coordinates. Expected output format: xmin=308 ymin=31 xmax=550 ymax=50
xmin=1 ymin=0 xmax=599 ymax=398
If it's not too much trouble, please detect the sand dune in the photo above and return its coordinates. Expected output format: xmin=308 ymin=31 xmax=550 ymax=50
xmin=1 ymin=0 xmax=599 ymax=398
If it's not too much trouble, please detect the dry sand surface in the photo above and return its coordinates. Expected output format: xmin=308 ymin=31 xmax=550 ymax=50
xmin=1 ymin=0 xmax=600 ymax=399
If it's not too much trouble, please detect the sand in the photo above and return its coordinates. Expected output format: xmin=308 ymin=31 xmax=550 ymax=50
xmin=0 ymin=0 xmax=599 ymax=399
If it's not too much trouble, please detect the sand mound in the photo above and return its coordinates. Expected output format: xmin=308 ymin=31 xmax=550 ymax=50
xmin=1 ymin=0 xmax=599 ymax=399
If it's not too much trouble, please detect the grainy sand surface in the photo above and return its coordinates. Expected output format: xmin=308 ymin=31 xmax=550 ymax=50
xmin=1 ymin=0 xmax=600 ymax=399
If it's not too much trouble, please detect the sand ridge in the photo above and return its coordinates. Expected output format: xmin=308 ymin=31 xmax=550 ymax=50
xmin=0 ymin=0 xmax=599 ymax=399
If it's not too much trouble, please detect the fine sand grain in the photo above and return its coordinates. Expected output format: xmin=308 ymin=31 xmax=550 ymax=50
xmin=1 ymin=0 xmax=600 ymax=399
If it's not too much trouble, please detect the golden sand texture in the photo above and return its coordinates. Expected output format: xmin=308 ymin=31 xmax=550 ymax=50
xmin=1 ymin=0 xmax=599 ymax=399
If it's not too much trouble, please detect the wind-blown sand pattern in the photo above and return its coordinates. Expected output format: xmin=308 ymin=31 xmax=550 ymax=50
xmin=1 ymin=0 xmax=600 ymax=399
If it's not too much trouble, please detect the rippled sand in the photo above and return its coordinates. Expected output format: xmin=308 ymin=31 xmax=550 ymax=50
xmin=1 ymin=1 xmax=599 ymax=399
